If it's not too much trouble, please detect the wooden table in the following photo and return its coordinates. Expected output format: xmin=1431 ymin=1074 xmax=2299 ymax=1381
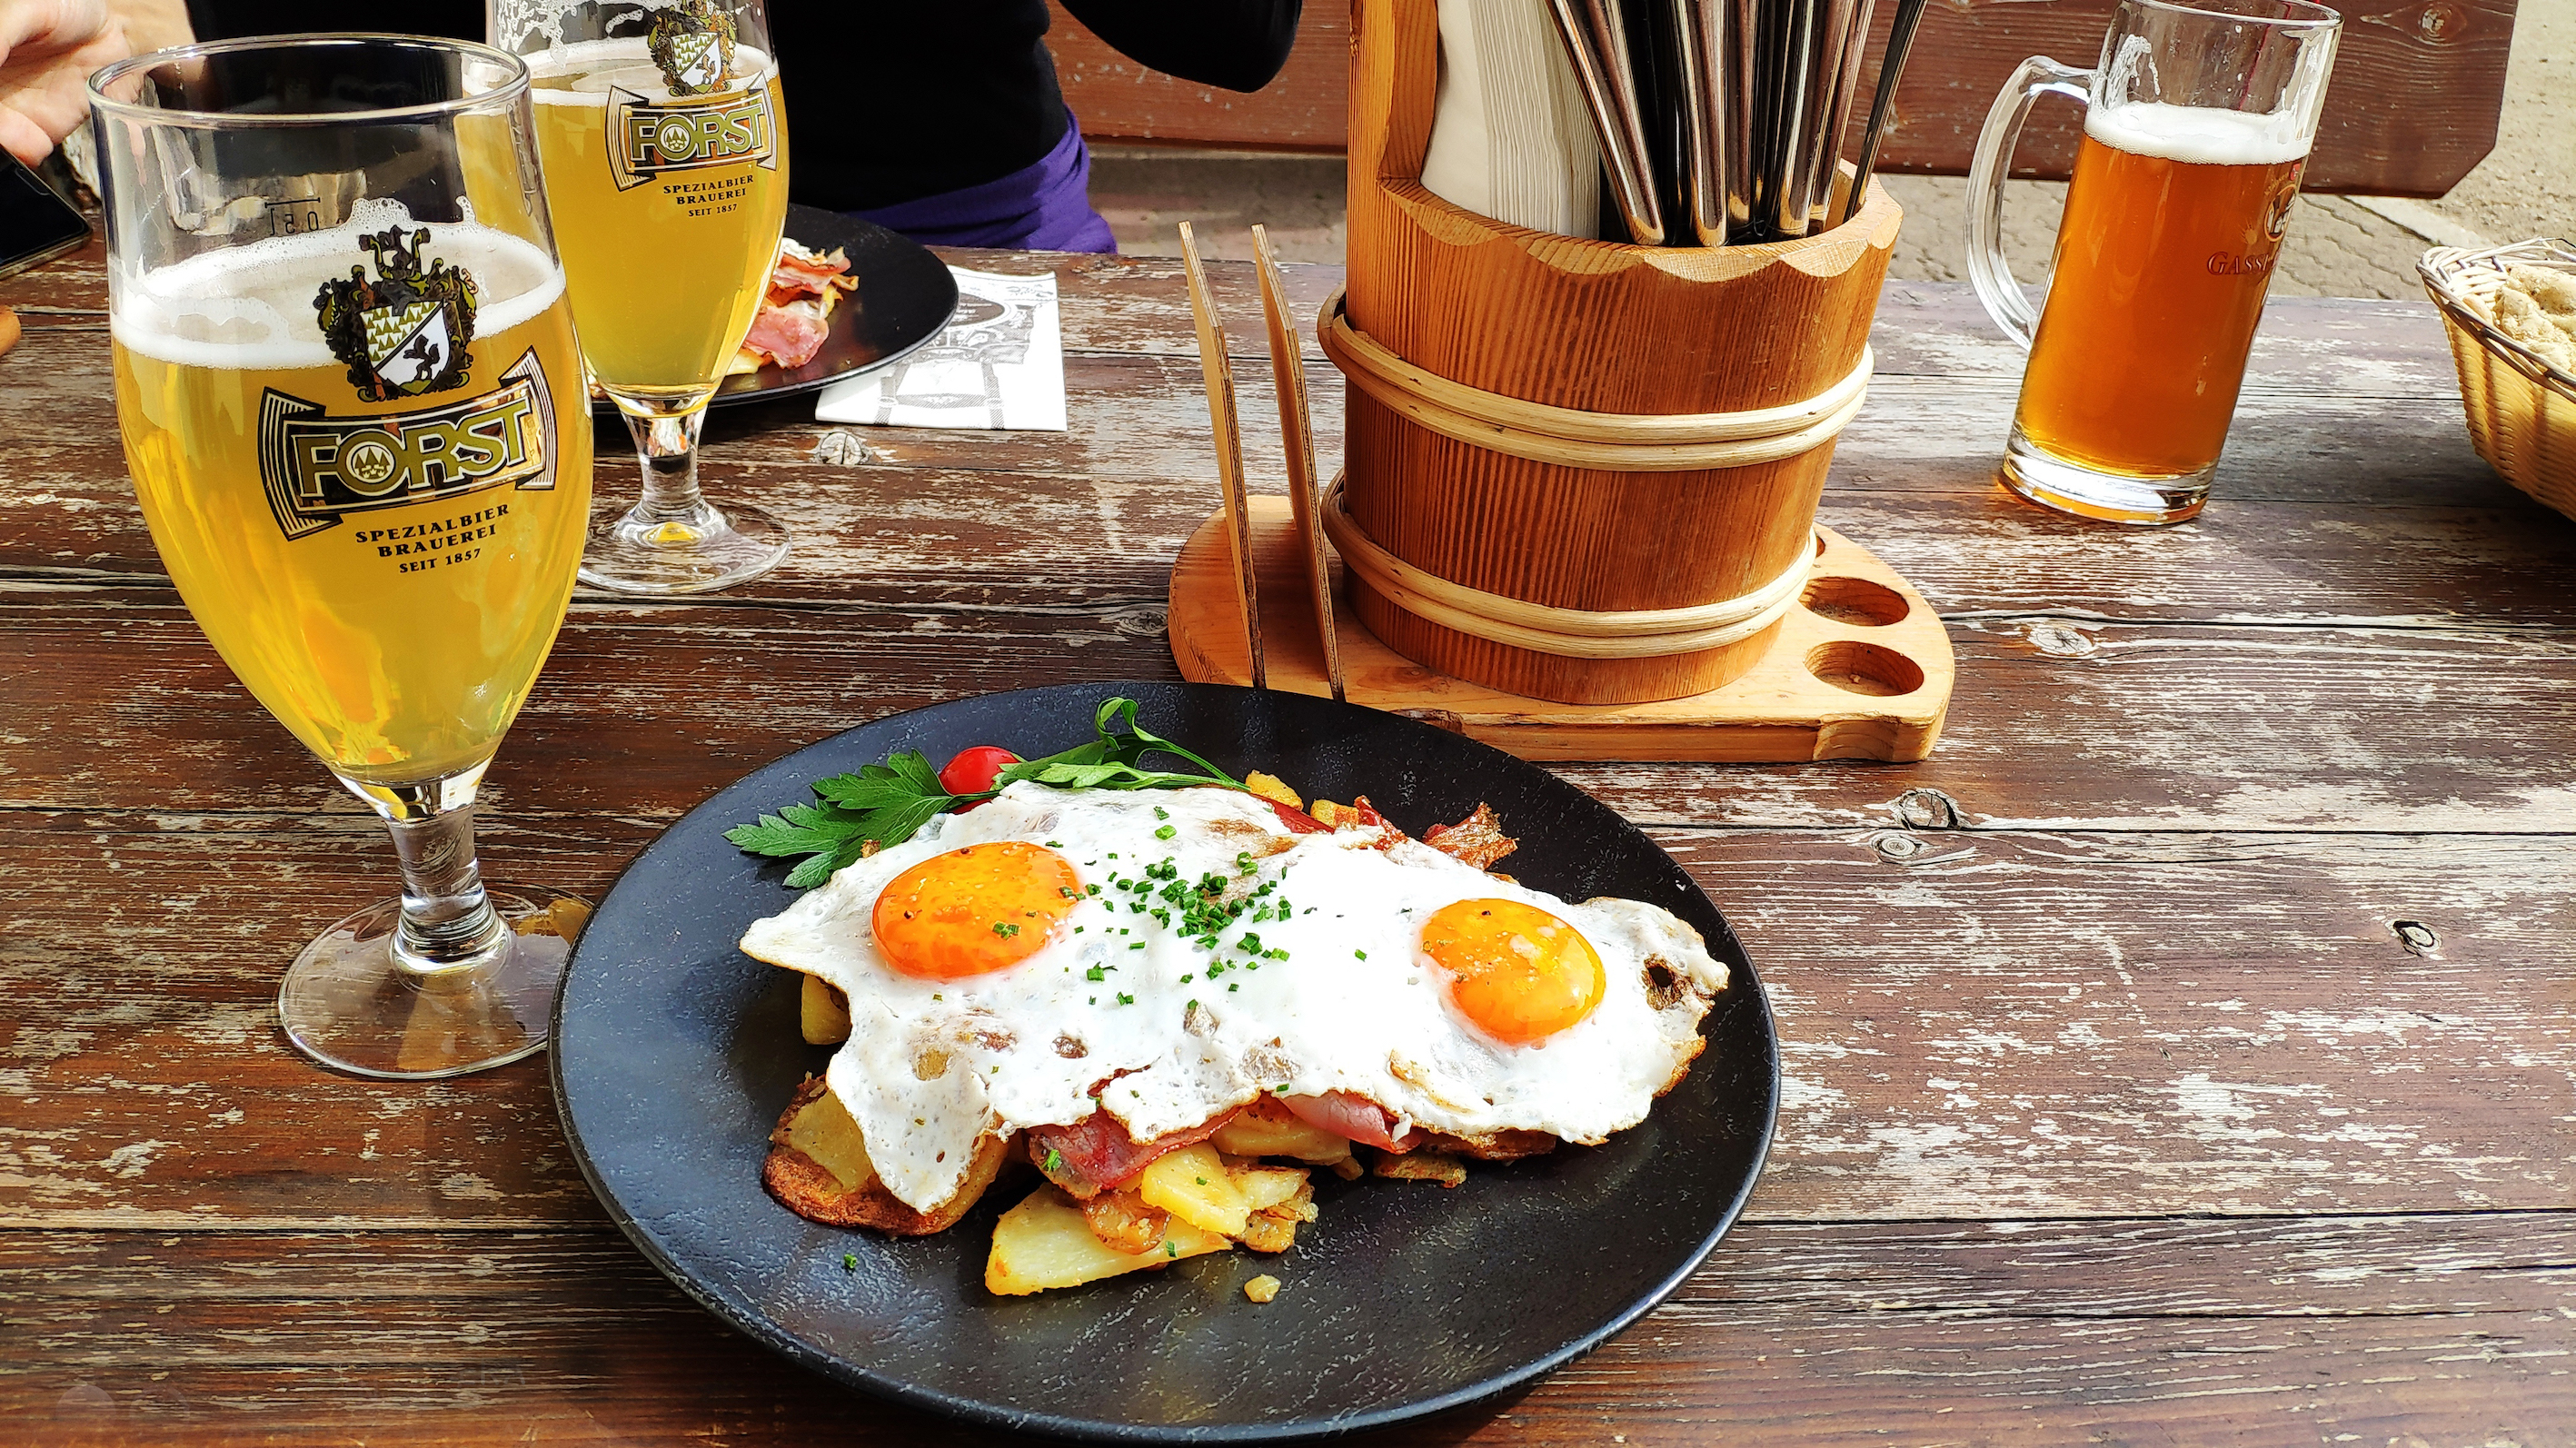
xmin=5 ymin=236 xmax=2571 ymax=1445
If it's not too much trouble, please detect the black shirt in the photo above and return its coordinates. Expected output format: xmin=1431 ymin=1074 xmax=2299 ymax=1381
xmin=185 ymin=2 xmax=1301 ymax=209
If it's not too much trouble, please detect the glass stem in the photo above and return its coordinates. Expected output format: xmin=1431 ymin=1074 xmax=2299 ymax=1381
xmin=622 ymin=401 xmax=721 ymax=528
xmin=340 ymin=768 xmax=510 ymax=977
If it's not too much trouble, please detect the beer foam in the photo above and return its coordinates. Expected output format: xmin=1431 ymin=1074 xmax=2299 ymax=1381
xmin=112 ymin=199 xmax=562 ymax=370
xmin=525 ymin=37 xmax=776 ymax=102
xmin=2084 ymin=102 xmax=2311 ymax=167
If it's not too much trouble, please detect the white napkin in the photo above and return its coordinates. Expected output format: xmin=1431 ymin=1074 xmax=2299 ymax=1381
xmin=1418 ymin=0 xmax=1602 ymax=238
xmin=814 ymin=266 xmax=1067 ymax=431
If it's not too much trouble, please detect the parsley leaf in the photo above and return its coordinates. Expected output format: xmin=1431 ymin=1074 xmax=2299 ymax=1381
xmin=723 ymin=697 xmax=1248 ymax=888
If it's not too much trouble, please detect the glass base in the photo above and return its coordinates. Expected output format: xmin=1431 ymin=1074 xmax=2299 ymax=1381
xmin=577 ymin=499 xmax=789 ymax=595
xmin=1999 ymin=427 xmax=2215 ymax=526
xmin=277 ymin=886 xmax=592 ymax=1079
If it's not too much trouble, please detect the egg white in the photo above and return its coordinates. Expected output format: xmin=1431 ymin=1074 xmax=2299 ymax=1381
xmin=740 ymin=783 xmax=1727 ymax=1212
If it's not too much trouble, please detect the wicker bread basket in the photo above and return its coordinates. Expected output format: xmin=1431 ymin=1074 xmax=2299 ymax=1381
xmin=2418 ymin=238 xmax=2576 ymax=521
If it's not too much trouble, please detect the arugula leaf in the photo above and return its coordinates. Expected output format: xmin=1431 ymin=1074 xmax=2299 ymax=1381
xmin=723 ymin=697 xmax=1251 ymax=888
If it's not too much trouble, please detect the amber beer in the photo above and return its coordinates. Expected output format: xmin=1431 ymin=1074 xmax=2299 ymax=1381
xmin=2012 ymin=104 xmax=2309 ymax=481
xmin=110 ymin=217 xmax=593 ymax=786
xmin=527 ymin=38 xmax=790 ymax=392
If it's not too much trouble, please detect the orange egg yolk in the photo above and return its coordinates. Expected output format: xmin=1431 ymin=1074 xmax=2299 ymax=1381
xmin=870 ymin=842 xmax=1082 ymax=980
xmin=1418 ymin=898 xmax=1606 ymax=1045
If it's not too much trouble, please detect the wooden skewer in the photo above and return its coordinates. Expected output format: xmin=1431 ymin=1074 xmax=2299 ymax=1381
xmin=1248 ymin=224 xmax=1343 ymax=704
xmin=1176 ymin=221 xmax=1265 ymax=690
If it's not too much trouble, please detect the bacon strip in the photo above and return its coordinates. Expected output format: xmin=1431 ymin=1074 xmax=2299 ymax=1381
xmin=1422 ymin=802 xmax=1517 ymax=870
xmin=741 ymin=305 xmax=830 ymax=369
xmin=768 ymin=243 xmax=854 ymax=302
xmin=1028 ymin=1105 xmax=1243 ymax=1198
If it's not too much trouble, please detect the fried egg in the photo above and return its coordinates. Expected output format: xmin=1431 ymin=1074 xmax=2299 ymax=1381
xmin=739 ymin=783 xmax=1727 ymax=1213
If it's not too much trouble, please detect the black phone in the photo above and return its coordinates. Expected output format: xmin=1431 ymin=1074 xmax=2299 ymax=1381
xmin=0 ymin=151 xmax=93 ymax=281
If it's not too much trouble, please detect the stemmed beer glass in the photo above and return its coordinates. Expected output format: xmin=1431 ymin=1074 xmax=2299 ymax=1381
xmin=491 ymin=0 xmax=793 ymax=593
xmin=91 ymin=36 xmax=595 ymax=1077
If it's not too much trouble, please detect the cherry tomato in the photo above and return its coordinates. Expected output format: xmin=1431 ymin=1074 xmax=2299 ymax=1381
xmin=938 ymin=745 xmax=1021 ymax=803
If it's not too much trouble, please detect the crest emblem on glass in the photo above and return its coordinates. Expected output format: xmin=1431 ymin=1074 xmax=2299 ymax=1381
xmin=1967 ymin=0 xmax=2342 ymax=525
xmin=492 ymin=0 xmax=794 ymax=592
xmin=90 ymin=36 xmax=596 ymax=1077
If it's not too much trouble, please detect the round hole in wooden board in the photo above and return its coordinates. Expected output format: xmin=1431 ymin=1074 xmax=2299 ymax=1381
xmin=1805 ymin=640 xmax=1926 ymax=697
xmin=1800 ymin=575 xmax=1909 ymax=627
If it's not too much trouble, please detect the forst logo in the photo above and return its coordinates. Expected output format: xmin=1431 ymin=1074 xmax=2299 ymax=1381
xmin=313 ymin=225 xmax=478 ymax=401
xmin=255 ymin=350 xmax=559 ymax=541
xmin=608 ymin=87 xmax=776 ymax=190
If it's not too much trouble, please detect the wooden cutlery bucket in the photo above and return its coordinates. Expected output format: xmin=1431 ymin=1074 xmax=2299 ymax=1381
xmin=1330 ymin=0 xmax=1904 ymax=705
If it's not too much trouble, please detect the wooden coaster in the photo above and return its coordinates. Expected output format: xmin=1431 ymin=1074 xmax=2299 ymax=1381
xmin=1169 ymin=496 xmax=1954 ymax=762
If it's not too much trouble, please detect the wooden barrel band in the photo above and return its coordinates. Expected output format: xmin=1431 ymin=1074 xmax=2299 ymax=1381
xmin=1318 ymin=472 xmax=1815 ymax=660
xmin=1317 ymin=289 xmax=1872 ymax=472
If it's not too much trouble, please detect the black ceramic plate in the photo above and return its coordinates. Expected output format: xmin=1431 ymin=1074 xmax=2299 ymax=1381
xmin=592 ymin=204 xmax=960 ymax=414
xmin=552 ymin=682 xmax=1777 ymax=1442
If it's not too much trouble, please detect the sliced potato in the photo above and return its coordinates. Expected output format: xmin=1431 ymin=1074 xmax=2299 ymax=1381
xmin=1211 ymin=1097 xmax=1355 ymax=1165
xmin=1267 ymin=1180 xmax=1317 ymax=1223
xmin=1238 ymin=1181 xmax=1317 ymax=1255
xmin=1238 ymin=1214 xmax=1297 ymax=1255
xmin=986 ymin=1185 xmax=1228 ymax=1295
xmin=1242 ymin=771 xmax=1302 ymax=808
xmin=800 ymin=974 xmax=851 ymax=1045
xmin=763 ymin=1077 xmax=1010 ymax=1235
xmin=1229 ymin=1163 xmax=1309 ymax=1214
xmin=1375 ymin=1151 xmax=1468 ymax=1187
xmin=1078 ymin=1188 xmax=1169 ymax=1255
xmin=1137 ymin=1143 xmax=1251 ymax=1236
xmin=782 ymin=1081 xmax=872 ymax=1192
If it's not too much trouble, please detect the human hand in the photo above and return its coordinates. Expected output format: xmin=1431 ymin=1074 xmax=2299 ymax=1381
xmin=0 ymin=0 xmax=126 ymax=165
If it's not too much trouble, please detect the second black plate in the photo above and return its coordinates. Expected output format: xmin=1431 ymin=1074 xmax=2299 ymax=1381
xmin=552 ymin=682 xmax=1777 ymax=1441
xmin=592 ymin=204 xmax=959 ymax=413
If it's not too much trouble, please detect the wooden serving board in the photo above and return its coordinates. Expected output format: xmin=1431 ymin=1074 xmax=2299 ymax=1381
xmin=1168 ymin=495 xmax=1954 ymax=762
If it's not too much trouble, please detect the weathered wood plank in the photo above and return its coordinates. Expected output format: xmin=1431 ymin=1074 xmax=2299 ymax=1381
xmin=6 ymin=596 xmax=2571 ymax=831
xmin=1051 ymin=0 xmax=2516 ymax=198
xmin=6 ymin=339 xmax=2551 ymax=626
xmin=4 ymin=1213 xmax=2568 ymax=1443
xmin=1049 ymin=0 xmax=1349 ymax=153
xmin=5 ymin=818 xmax=2566 ymax=1223
xmin=0 ymin=238 xmax=1340 ymax=362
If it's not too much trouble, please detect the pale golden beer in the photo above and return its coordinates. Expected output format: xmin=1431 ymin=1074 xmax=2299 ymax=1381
xmin=111 ymin=213 xmax=593 ymax=787
xmin=1970 ymin=0 xmax=2338 ymax=523
xmin=2013 ymin=105 xmax=2309 ymax=481
xmin=528 ymin=38 xmax=790 ymax=393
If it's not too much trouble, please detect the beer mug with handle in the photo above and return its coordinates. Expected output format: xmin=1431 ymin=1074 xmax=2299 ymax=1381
xmin=1968 ymin=0 xmax=2340 ymax=525
xmin=91 ymin=36 xmax=595 ymax=1077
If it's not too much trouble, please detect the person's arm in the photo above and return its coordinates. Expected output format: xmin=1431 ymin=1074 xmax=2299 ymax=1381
xmin=1057 ymin=0 xmax=1301 ymax=94
xmin=0 ymin=0 xmax=126 ymax=164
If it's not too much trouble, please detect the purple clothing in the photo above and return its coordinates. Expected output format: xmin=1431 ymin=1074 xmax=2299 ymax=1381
xmin=849 ymin=109 xmax=1117 ymax=253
